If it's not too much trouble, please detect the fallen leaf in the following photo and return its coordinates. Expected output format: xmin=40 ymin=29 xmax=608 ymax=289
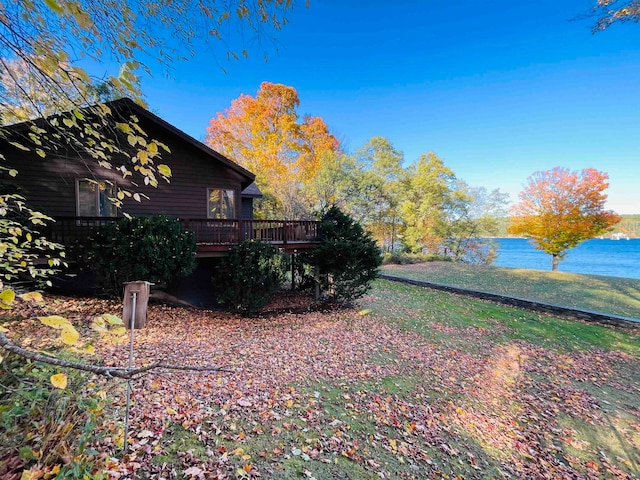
xmin=50 ymin=373 xmax=68 ymax=389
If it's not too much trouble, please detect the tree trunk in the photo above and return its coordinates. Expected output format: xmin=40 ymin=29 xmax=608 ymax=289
xmin=391 ymin=218 xmax=396 ymax=252
xmin=551 ymin=254 xmax=559 ymax=271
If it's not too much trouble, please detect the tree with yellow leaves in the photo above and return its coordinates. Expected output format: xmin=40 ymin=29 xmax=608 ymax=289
xmin=206 ymin=82 xmax=341 ymax=219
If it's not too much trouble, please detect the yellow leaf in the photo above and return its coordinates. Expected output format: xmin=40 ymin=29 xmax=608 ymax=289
xmin=20 ymin=468 xmax=42 ymax=480
xmin=102 ymin=314 xmax=123 ymax=325
xmin=111 ymin=327 xmax=127 ymax=336
xmin=157 ymin=141 xmax=171 ymax=153
xmin=20 ymin=292 xmax=44 ymax=303
xmin=233 ymin=447 xmax=245 ymax=456
xmin=0 ymin=325 xmax=7 ymax=332
xmin=61 ymin=326 xmax=80 ymax=346
xmin=0 ymin=353 xmax=3 ymax=363
xmin=9 ymin=141 xmax=29 ymax=151
xmin=148 ymin=142 xmax=158 ymax=156
xmin=138 ymin=150 xmax=148 ymax=164
xmin=39 ymin=315 xmax=72 ymax=329
xmin=0 ymin=289 xmax=15 ymax=309
xmin=50 ymin=373 xmax=68 ymax=389
xmin=158 ymin=164 xmax=171 ymax=177
xmin=116 ymin=122 xmax=132 ymax=134
xmin=85 ymin=345 xmax=95 ymax=354
xmin=73 ymin=10 xmax=94 ymax=30
xmin=92 ymin=317 xmax=106 ymax=331
xmin=43 ymin=0 xmax=63 ymax=14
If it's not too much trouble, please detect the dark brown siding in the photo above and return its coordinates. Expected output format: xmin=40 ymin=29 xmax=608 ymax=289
xmin=1 ymin=118 xmax=249 ymax=219
xmin=241 ymin=197 xmax=254 ymax=220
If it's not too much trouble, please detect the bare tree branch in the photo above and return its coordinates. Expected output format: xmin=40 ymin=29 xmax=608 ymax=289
xmin=0 ymin=331 xmax=233 ymax=380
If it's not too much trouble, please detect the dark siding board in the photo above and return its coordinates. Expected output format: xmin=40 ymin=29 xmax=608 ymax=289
xmin=241 ymin=198 xmax=254 ymax=220
xmin=1 ymin=150 xmax=103 ymax=217
xmin=1 ymin=116 xmax=251 ymax=219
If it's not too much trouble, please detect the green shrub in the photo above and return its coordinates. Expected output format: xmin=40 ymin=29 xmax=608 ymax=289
xmin=382 ymin=251 xmax=452 ymax=265
xmin=81 ymin=216 xmax=196 ymax=297
xmin=302 ymin=206 xmax=381 ymax=305
xmin=213 ymin=240 xmax=287 ymax=315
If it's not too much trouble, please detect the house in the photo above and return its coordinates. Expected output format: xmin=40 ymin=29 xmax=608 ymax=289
xmin=0 ymin=98 xmax=319 ymax=256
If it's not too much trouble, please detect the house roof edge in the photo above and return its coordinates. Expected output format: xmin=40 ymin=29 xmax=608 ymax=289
xmin=109 ymin=98 xmax=256 ymax=184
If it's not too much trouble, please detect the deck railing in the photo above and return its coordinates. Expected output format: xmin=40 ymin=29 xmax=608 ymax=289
xmin=46 ymin=217 xmax=320 ymax=250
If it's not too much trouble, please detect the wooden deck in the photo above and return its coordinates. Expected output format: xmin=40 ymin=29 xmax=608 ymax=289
xmin=47 ymin=217 xmax=320 ymax=257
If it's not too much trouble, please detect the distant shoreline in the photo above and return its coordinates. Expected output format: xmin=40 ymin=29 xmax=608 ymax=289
xmin=483 ymin=236 xmax=639 ymax=240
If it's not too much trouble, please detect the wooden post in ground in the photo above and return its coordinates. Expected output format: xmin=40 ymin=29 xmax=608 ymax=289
xmin=314 ymin=265 xmax=320 ymax=300
xmin=291 ymin=253 xmax=296 ymax=291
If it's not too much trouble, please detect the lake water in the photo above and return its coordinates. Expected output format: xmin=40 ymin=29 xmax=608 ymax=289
xmin=494 ymin=238 xmax=640 ymax=280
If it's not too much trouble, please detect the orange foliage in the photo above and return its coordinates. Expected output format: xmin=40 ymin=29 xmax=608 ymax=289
xmin=299 ymin=114 xmax=341 ymax=185
xmin=205 ymin=82 xmax=340 ymax=218
xmin=508 ymin=167 xmax=621 ymax=269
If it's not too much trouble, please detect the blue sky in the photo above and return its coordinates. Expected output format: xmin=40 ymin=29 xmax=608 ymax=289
xmin=136 ymin=0 xmax=640 ymax=214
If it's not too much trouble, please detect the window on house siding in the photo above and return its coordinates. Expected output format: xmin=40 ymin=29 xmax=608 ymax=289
xmin=77 ymin=180 xmax=117 ymax=217
xmin=208 ymin=188 xmax=235 ymax=219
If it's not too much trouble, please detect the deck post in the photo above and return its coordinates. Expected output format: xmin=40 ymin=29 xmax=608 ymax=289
xmin=291 ymin=253 xmax=296 ymax=291
xmin=283 ymin=221 xmax=288 ymax=247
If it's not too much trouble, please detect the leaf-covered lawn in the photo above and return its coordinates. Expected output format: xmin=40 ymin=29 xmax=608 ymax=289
xmin=15 ymin=282 xmax=640 ymax=479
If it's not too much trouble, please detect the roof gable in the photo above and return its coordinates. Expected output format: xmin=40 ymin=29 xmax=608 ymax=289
xmin=1 ymin=97 xmax=256 ymax=188
xmin=106 ymin=98 xmax=255 ymax=185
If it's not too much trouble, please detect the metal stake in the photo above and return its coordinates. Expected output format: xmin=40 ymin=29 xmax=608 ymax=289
xmin=123 ymin=290 xmax=137 ymax=455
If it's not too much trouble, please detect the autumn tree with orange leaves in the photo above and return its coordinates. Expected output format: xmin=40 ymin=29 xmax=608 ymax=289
xmin=205 ymin=82 xmax=341 ymax=219
xmin=508 ymin=167 xmax=621 ymax=271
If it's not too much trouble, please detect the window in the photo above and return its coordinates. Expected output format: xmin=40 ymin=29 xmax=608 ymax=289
xmin=77 ymin=180 xmax=117 ymax=217
xmin=208 ymin=188 xmax=235 ymax=219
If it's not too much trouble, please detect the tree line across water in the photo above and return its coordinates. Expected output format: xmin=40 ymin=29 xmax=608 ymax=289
xmin=494 ymin=214 xmax=640 ymax=239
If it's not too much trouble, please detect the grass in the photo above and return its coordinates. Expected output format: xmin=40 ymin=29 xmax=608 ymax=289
xmin=368 ymin=279 xmax=640 ymax=356
xmin=382 ymin=261 xmax=640 ymax=319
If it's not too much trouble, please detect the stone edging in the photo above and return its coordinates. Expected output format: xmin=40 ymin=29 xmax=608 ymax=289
xmin=378 ymin=274 xmax=640 ymax=330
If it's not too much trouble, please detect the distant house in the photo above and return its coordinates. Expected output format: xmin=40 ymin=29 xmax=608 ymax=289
xmin=0 ymin=98 xmax=318 ymax=256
